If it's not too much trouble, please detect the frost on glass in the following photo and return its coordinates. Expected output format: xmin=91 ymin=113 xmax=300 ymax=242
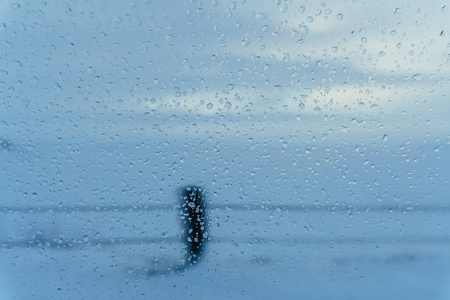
xmin=0 ymin=0 xmax=449 ymax=299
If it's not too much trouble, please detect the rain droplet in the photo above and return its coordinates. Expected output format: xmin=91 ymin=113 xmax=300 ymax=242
xmin=226 ymin=83 xmax=236 ymax=91
xmin=207 ymin=103 xmax=214 ymax=110
xmin=337 ymin=13 xmax=343 ymax=20
xmin=256 ymin=12 xmax=267 ymax=20
xmin=300 ymin=25 xmax=309 ymax=35
xmin=241 ymin=38 xmax=251 ymax=47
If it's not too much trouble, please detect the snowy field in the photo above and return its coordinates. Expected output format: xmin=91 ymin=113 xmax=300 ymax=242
xmin=1 ymin=0 xmax=449 ymax=299
xmin=1 ymin=136 xmax=449 ymax=299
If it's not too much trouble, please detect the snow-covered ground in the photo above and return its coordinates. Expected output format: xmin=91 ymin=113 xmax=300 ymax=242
xmin=1 ymin=137 xmax=449 ymax=299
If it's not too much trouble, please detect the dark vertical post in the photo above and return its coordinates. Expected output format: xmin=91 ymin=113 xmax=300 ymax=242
xmin=179 ymin=185 xmax=208 ymax=266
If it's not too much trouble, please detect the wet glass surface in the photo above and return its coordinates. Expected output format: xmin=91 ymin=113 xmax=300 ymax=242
xmin=0 ymin=1 xmax=449 ymax=299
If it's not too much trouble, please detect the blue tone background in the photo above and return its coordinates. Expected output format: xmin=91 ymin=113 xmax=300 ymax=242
xmin=0 ymin=0 xmax=449 ymax=299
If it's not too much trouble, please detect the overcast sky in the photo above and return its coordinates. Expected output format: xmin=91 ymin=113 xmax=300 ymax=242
xmin=1 ymin=0 xmax=448 ymax=146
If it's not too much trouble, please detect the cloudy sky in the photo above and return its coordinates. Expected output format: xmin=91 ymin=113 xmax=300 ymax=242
xmin=1 ymin=0 xmax=448 ymax=145
xmin=0 ymin=0 xmax=448 ymax=208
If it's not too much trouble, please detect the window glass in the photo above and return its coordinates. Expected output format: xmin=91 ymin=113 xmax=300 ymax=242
xmin=1 ymin=0 xmax=449 ymax=299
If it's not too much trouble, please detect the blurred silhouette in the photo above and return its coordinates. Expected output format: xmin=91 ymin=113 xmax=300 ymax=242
xmin=146 ymin=185 xmax=208 ymax=276
xmin=179 ymin=185 xmax=208 ymax=266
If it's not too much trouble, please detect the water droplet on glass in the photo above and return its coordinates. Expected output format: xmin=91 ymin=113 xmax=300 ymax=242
xmin=280 ymin=4 xmax=288 ymax=13
xmin=241 ymin=38 xmax=251 ymax=47
xmin=256 ymin=12 xmax=267 ymax=19
xmin=300 ymin=25 xmax=309 ymax=35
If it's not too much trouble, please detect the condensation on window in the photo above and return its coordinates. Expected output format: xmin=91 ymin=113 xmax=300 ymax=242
xmin=0 ymin=1 xmax=449 ymax=299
